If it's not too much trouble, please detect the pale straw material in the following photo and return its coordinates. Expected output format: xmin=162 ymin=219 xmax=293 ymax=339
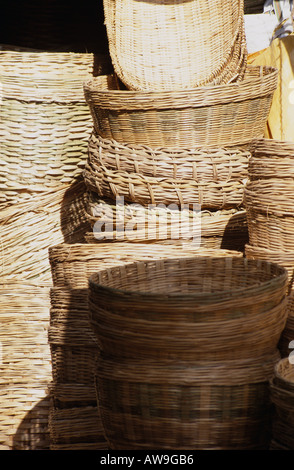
xmin=103 ymin=0 xmax=247 ymax=90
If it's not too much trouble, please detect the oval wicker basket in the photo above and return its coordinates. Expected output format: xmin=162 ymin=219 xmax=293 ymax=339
xmin=0 ymin=48 xmax=112 ymax=208
xmin=249 ymin=138 xmax=294 ymax=181
xmin=103 ymin=0 xmax=247 ymax=91
xmin=85 ymin=192 xmax=248 ymax=248
xmin=244 ymin=180 xmax=294 ymax=251
xmin=270 ymin=358 xmax=294 ymax=450
xmin=95 ymin=351 xmax=279 ymax=450
xmin=88 ymin=256 xmax=288 ymax=362
xmin=84 ymin=132 xmax=250 ymax=209
xmin=84 ymin=66 xmax=278 ymax=149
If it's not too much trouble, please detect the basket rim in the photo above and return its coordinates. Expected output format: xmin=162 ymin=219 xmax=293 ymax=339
xmin=88 ymin=256 xmax=288 ymax=301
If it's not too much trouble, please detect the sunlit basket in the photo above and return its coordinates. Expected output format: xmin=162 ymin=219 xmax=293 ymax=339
xmin=248 ymin=138 xmax=294 ymax=181
xmin=103 ymin=0 xmax=247 ymax=91
xmin=48 ymin=405 xmax=108 ymax=450
xmin=0 ymin=48 xmax=112 ymax=208
xmin=0 ymin=179 xmax=90 ymax=285
xmin=88 ymin=257 xmax=288 ymax=362
xmin=270 ymin=358 xmax=294 ymax=450
xmin=244 ymin=180 xmax=294 ymax=251
xmin=85 ymin=193 xmax=248 ymax=249
xmin=83 ymin=66 xmax=278 ymax=149
xmin=95 ymin=352 xmax=279 ymax=450
xmin=0 ymin=284 xmax=52 ymax=450
xmin=84 ymin=132 xmax=250 ymax=209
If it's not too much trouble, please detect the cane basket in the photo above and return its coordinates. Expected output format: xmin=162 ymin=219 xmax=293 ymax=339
xmin=278 ymin=293 xmax=294 ymax=359
xmin=103 ymin=0 xmax=247 ymax=91
xmin=249 ymin=138 xmax=294 ymax=181
xmin=84 ymin=66 xmax=278 ymax=149
xmin=270 ymin=358 xmax=294 ymax=450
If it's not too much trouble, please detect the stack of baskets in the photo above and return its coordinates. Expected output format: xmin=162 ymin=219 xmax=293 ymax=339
xmin=244 ymin=139 xmax=294 ymax=359
xmin=88 ymin=256 xmax=289 ymax=449
xmin=82 ymin=0 xmax=279 ymax=249
xmin=270 ymin=358 xmax=294 ymax=450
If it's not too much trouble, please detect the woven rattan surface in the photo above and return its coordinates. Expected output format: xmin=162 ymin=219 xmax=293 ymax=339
xmin=84 ymin=133 xmax=250 ymax=209
xmin=84 ymin=66 xmax=278 ymax=148
xmin=85 ymin=192 xmax=248 ymax=247
xmin=249 ymin=138 xmax=294 ymax=181
xmin=0 ymin=284 xmax=52 ymax=450
xmin=103 ymin=0 xmax=247 ymax=91
xmin=278 ymin=293 xmax=294 ymax=358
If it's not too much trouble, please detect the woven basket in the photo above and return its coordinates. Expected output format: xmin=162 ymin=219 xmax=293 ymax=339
xmin=249 ymin=138 xmax=294 ymax=181
xmin=278 ymin=293 xmax=294 ymax=358
xmin=0 ymin=284 xmax=52 ymax=450
xmin=245 ymin=244 xmax=294 ymax=294
xmin=88 ymin=257 xmax=288 ymax=362
xmin=48 ymin=382 xmax=97 ymax=409
xmin=84 ymin=133 xmax=250 ymax=209
xmin=270 ymin=358 xmax=294 ymax=450
xmin=244 ymin=180 xmax=294 ymax=251
xmin=0 ymin=48 xmax=112 ymax=208
xmin=85 ymin=192 xmax=248 ymax=248
xmin=103 ymin=0 xmax=247 ymax=91
xmin=0 ymin=179 xmax=90 ymax=285
xmin=95 ymin=352 xmax=279 ymax=450
xmin=48 ymin=405 xmax=107 ymax=449
xmin=84 ymin=66 xmax=278 ymax=149
xmin=244 ymin=0 xmax=265 ymax=14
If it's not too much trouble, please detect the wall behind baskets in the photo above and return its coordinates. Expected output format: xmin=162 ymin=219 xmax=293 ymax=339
xmin=0 ymin=2 xmax=112 ymax=449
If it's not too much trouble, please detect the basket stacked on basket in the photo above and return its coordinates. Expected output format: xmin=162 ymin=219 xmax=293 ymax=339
xmin=244 ymin=139 xmax=294 ymax=359
xmin=88 ymin=256 xmax=289 ymax=449
xmin=270 ymin=358 xmax=294 ymax=450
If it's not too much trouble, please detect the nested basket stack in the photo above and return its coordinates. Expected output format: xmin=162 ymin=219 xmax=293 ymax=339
xmin=0 ymin=47 xmax=111 ymax=450
xmin=88 ymin=256 xmax=289 ymax=449
xmin=48 ymin=243 xmax=243 ymax=449
xmin=244 ymin=139 xmax=294 ymax=359
xmin=270 ymin=358 xmax=294 ymax=450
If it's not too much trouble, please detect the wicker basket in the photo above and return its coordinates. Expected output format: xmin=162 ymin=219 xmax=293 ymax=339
xmin=88 ymin=257 xmax=288 ymax=362
xmin=270 ymin=358 xmax=294 ymax=450
xmin=279 ymin=293 xmax=294 ymax=359
xmin=244 ymin=180 xmax=294 ymax=252
xmin=85 ymin=192 xmax=248 ymax=248
xmin=84 ymin=66 xmax=278 ymax=149
xmin=248 ymin=138 xmax=294 ymax=181
xmin=0 ymin=284 xmax=52 ymax=450
xmin=95 ymin=351 xmax=279 ymax=450
xmin=103 ymin=0 xmax=247 ymax=91
xmin=48 ymin=405 xmax=107 ymax=450
xmin=245 ymin=244 xmax=294 ymax=294
xmin=0 ymin=179 xmax=90 ymax=285
xmin=84 ymin=132 xmax=250 ymax=209
xmin=244 ymin=0 xmax=265 ymax=14
xmin=0 ymin=48 xmax=112 ymax=208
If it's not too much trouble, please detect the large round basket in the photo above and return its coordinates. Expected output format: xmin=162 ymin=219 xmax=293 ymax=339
xmin=249 ymin=138 xmax=294 ymax=181
xmin=278 ymin=293 xmax=294 ymax=359
xmin=103 ymin=0 xmax=247 ymax=91
xmin=83 ymin=66 xmax=278 ymax=149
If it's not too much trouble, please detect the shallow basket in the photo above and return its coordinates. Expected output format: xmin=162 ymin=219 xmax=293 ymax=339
xmin=84 ymin=66 xmax=278 ymax=149
xmin=244 ymin=180 xmax=294 ymax=251
xmin=95 ymin=352 xmax=279 ymax=450
xmin=0 ymin=48 xmax=112 ymax=208
xmin=249 ymin=138 xmax=294 ymax=181
xmin=84 ymin=132 xmax=250 ymax=209
xmin=103 ymin=0 xmax=247 ymax=91
xmin=88 ymin=256 xmax=288 ymax=362
xmin=85 ymin=192 xmax=248 ymax=249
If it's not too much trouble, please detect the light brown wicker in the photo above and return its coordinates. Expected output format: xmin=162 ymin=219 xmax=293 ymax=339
xmin=48 ymin=405 xmax=107 ymax=449
xmin=84 ymin=133 xmax=249 ymax=209
xmin=0 ymin=284 xmax=52 ymax=450
xmin=95 ymin=352 xmax=279 ymax=450
xmin=249 ymin=138 xmax=294 ymax=181
xmin=84 ymin=66 xmax=278 ymax=149
xmin=103 ymin=0 xmax=247 ymax=91
xmin=270 ymin=358 xmax=294 ymax=450
xmin=245 ymin=244 xmax=294 ymax=294
xmin=88 ymin=257 xmax=288 ymax=362
xmin=85 ymin=193 xmax=248 ymax=248
xmin=0 ymin=179 xmax=90 ymax=285
xmin=0 ymin=48 xmax=112 ymax=208
xmin=244 ymin=180 xmax=294 ymax=251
